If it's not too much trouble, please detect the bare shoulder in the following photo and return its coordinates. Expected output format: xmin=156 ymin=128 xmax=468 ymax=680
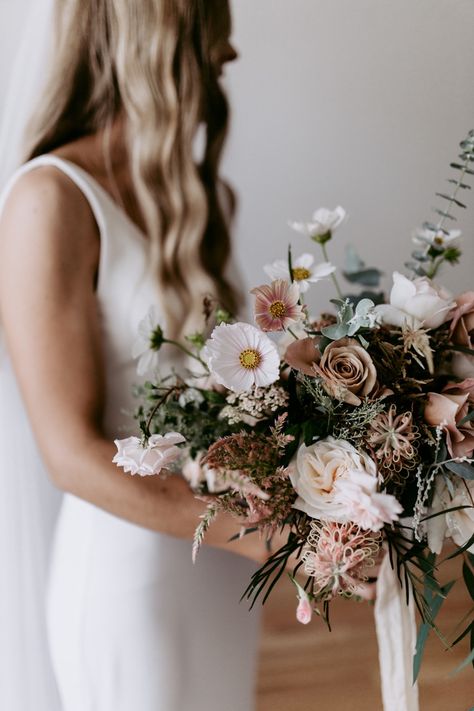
xmin=0 ymin=165 xmax=100 ymax=280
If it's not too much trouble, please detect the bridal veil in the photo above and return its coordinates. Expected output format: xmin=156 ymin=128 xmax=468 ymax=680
xmin=0 ymin=1 xmax=63 ymax=708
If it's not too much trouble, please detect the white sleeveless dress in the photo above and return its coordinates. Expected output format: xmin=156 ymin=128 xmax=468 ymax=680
xmin=0 ymin=155 xmax=261 ymax=711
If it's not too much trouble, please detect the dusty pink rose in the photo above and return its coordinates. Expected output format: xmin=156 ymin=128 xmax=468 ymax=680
xmin=424 ymin=378 xmax=474 ymax=459
xmin=285 ymin=336 xmax=379 ymax=406
xmin=449 ymin=291 xmax=474 ymax=379
xmin=313 ymin=338 xmax=378 ymax=406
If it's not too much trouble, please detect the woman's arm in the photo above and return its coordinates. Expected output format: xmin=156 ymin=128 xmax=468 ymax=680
xmin=0 ymin=168 xmax=266 ymax=561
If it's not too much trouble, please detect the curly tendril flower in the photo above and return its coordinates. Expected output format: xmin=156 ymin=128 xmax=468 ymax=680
xmin=367 ymin=404 xmax=419 ymax=474
xmin=302 ymin=520 xmax=382 ymax=600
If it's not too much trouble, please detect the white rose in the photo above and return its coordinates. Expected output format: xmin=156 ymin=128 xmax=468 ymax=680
xmin=113 ymin=432 xmax=185 ymax=476
xmin=374 ymin=272 xmax=455 ymax=330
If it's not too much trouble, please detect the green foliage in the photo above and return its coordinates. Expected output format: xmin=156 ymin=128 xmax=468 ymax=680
xmin=343 ymin=244 xmax=383 ymax=287
xmin=408 ymin=129 xmax=474 ymax=279
xmin=136 ymin=380 xmax=239 ymax=458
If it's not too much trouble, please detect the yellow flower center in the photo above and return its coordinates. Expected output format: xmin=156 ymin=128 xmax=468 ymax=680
xmin=292 ymin=267 xmax=311 ymax=281
xmin=269 ymin=300 xmax=286 ymax=318
xmin=433 ymin=235 xmax=445 ymax=246
xmin=239 ymin=348 xmax=262 ymax=369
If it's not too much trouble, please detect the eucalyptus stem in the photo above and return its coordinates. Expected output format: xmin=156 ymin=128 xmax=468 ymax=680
xmin=437 ymin=161 xmax=468 ymax=234
xmin=320 ymin=242 xmax=344 ymax=299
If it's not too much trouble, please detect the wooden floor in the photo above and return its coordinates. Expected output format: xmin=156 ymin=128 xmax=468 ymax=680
xmin=256 ymin=556 xmax=473 ymax=711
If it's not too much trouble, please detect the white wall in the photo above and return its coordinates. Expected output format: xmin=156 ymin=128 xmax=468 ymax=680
xmin=1 ymin=0 xmax=473 ymax=310
xmin=223 ymin=0 xmax=474 ymax=311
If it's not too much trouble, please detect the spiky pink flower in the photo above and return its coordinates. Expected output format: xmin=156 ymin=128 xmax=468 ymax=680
xmin=303 ymin=520 xmax=382 ymax=600
xmin=251 ymin=279 xmax=304 ymax=332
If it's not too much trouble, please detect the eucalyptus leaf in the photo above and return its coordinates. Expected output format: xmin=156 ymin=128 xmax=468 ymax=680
xmin=343 ymin=245 xmax=383 ymax=287
xmin=413 ymin=580 xmax=455 ymax=682
xmin=343 ymin=267 xmax=382 ymax=287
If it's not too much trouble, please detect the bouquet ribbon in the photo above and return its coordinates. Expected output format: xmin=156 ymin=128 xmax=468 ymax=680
xmin=375 ymin=553 xmax=419 ymax=711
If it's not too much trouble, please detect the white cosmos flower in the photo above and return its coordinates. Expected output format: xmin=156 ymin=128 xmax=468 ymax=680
xmin=263 ymin=253 xmax=336 ymax=293
xmin=202 ymin=322 xmax=280 ymax=392
xmin=132 ymin=305 xmax=164 ymax=376
xmin=113 ymin=432 xmax=185 ymax=476
xmin=289 ymin=206 xmax=346 ymax=240
xmin=413 ymin=227 xmax=461 ymax=249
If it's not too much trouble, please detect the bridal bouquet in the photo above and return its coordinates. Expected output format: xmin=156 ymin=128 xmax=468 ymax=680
xmin=114 ymin=130 xmax=474 ymax=678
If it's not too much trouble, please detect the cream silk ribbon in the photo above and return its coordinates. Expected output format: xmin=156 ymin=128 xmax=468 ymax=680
xmin=374 ymin=552 xmax=419 ymax=711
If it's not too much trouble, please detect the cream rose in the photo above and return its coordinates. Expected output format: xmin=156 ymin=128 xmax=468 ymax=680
xmin=289 ymin=437 xmax=401 ymax=530
xmin=375 ymin=271 xmax=455 ymax=330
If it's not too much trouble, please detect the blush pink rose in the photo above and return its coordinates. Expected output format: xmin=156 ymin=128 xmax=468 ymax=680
xmin=449 ymin=291 xmax=474 ymax=379
xmin=424 ymin=378 xmax=474 ymax=459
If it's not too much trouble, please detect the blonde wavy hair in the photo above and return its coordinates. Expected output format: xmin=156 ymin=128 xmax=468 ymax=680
xmin=25 ymin=0 xmax=238 ymax=338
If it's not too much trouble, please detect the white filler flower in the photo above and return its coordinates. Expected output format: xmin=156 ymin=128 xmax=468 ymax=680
xmin=264 ymin=253 xmax=336 ymax=293
xmin=202 ymin=322 xmax=280 ymax=392
xmin=113 ymin=433 xmax=185 ymax=476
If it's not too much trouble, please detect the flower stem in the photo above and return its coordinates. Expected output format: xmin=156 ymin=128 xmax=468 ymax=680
xmin=144 ymin=386 xmax=180 ymax=439
xmin=320 ymin=242 xmax=344 ymax=300
xmin=164 ymin=338 xmax=207 ymax=368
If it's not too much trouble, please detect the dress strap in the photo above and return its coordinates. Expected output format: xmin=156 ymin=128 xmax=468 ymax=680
xmin=0 ymin=155 xmax=107 ymax=241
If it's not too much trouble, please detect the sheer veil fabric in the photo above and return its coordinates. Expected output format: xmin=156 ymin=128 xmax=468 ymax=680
xmin=0 ymin=1 xmax=63 ymax=708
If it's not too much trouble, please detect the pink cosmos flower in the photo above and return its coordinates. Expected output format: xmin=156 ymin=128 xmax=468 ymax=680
xmin=251 ymin=279 xmax=304 ymax=332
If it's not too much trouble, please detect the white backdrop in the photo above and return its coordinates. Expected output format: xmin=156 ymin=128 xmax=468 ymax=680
xmin=1 ymin=0 xmax=473 ymax=310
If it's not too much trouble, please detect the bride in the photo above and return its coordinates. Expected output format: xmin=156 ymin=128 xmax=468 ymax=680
xmin=0 ymin=1 xmax=268 ymax=709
